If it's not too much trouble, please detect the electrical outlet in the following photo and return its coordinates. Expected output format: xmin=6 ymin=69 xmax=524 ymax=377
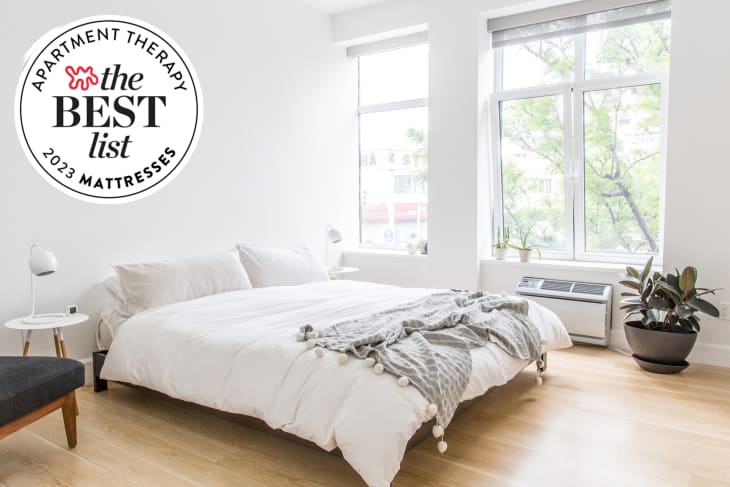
xmin=719 ymin=303 xmax=730 ymax=321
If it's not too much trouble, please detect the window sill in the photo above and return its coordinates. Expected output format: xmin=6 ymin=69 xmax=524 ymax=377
xmin=343 ymin=248 xmax=428 ymax=260
xmin=481 ymin=256 xmax=657 ymax=274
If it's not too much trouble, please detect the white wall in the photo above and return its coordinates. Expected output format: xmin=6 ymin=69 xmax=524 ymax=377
xmin=338 ymin=0 xmax=730 ymax=367
xmin=0 ymin=0 xmax=358 ymax=358
xmin=662 ymin=0 xmax=730 ymax=367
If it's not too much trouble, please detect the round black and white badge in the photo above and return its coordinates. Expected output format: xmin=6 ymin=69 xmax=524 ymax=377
xmin=15 ymin=15 xmax=203 ymax=203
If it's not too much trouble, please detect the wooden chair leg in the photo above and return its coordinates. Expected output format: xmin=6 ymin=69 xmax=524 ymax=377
xmin=61 ymin=392 xmax=77 ymax=448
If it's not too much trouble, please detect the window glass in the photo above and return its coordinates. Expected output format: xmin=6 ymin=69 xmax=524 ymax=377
xmin=360 ymin=107 xmax=428 ymax=247
xmin=585 ymin=19 xmax=671 ymax=79
xmin=500 ymin=95 xmax=566 ymax=251
xmin=502 ymin=37 xmax=574 ymax=90
xmin=583 ymin=84 xmax=662 ymax=254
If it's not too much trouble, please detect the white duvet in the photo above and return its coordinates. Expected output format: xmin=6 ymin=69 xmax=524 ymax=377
xmin=102 ymin=280 xmax=571 ymax=486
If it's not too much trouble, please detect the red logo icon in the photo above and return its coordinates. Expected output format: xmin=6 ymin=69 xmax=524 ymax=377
xmin=65 ymin=66 xmax=98 ymax=91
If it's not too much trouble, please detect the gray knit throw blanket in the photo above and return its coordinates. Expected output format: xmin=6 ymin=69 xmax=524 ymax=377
xmin=308 ymin=291 xmax=541 ymax=429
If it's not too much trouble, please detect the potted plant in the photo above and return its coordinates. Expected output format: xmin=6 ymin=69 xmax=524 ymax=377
xmin=619 ymin=257 xmax=721 ymax=374
xmin=492 ymin=226 xmax=510 ymax=260
xmin=509 ymin=226 xmax=541 ymax=263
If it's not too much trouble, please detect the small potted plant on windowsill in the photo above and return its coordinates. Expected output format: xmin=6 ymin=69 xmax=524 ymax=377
xmin=619 ymin=257 xmax=721 ymax=374
xmin=509 ymin=226 xmax=541 ymax=263
xmin=492 ymin=226 xmax=510 ymax=260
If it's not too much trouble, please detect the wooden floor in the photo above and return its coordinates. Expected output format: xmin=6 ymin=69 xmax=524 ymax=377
xmin=1 ymin=346 xmax=729 ymax=486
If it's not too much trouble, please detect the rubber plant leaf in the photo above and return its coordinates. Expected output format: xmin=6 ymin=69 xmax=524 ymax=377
xmin=679 ymin=267 xmax=698 ymax=294
xmin=619 ymin=280 xmax=641 ymax=291
xmin=687 ymin=297 xmax=720 ymax=317
xmin=640 ymin=257 xmax=654 ymax=286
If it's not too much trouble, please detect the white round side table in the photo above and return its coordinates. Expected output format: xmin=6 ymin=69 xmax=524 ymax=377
xmin=4 ymin=314 xmax=89 ymax=358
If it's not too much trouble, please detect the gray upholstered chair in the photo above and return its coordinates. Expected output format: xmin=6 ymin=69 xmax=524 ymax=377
xmin=0 ymin=356 xmax=84 ymax=447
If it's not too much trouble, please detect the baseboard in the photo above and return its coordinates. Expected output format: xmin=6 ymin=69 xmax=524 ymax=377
xmin=80 ymin=357 xmax=93 ymax=387
xmin=689 ymin=342 xmax=730 ymax=368
xmin=609 ymin=327 xmax=629 ymax=351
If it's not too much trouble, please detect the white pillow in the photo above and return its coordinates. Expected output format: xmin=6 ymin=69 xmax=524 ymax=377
xmin=113 ymin=251 xmax=252 ymax=315
xmin=96 ymin=303 xmax=128 ymax=350
xmin=236 ymin=244 xmax=329 ymax=288
xmin=102 ymin=275 xmax=131 ymax=318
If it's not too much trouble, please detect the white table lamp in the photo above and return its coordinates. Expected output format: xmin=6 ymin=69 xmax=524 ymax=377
xmin=325 ymin=225 xmax=342 ymax=271
xmin=25 ymin=245 xmax=65 ymax=324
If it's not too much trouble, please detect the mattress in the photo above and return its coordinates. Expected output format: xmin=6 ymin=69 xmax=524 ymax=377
xmin=101 ymin=280 xmax=571 ymax=486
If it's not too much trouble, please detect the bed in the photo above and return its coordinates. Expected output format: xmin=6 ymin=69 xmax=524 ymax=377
xmin=100 ymin=278 xmax=571 ymax=487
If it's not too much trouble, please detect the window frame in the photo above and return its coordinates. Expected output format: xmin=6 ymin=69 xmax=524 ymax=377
xmin=490 ymin=31 xmax=668 ymax=264
xmin=356 ymin=42 xmax=429 ymax=251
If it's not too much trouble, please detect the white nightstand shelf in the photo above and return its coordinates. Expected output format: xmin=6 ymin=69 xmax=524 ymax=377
xmin=328 ymin=266 xmax=359 ymax=280
xmin=4 ymin=313 xmax=89 ymax=358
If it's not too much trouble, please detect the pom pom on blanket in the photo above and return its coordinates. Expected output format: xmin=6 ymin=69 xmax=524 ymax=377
xmin=306 ymin=339 xmax=316 ymax=349
xmin=432 ymin=425 xmax=444 ymax=438
xmin=337 ymin=353 xmax=349 ymax=365
xmin=373 ymin=363 xmax=384 ymax=375
xmin=426 ymin=403 xmax=438 ymax=417
xmin=295 ymin=332 xmax=305 ymax=342
xmin=364 ymin=357 xmax=376 ymax=367
xmin=397 ymin=376 xmax=410 ymax=387
xmin=314 ymin=347 xmax=324 ymax=358
xmin=300 ymin=324 xmax=313 ymax=333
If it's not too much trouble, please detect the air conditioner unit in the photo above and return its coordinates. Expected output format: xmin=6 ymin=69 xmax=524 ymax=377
xmin=515 ymin=277 xmax=612 ymax=346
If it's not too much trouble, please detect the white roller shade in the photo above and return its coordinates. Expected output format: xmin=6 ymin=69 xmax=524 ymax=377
xmin=489 ymin=0 xmax=670 ymax=48
xmin=346 ymin=31 xmax=428 ymax=58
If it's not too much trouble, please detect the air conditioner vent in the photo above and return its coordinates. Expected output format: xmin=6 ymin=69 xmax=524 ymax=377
xmin=540 ymin=280 xmax=573 ymax=292
xmin=572 ymin=282 xmax=608 ymax=295
xmin=515 ymin=276 xmax=613 ymax=346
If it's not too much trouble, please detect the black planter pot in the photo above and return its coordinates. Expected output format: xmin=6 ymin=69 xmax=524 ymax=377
xmin=623 ymin=321 xmax=698 ymax=374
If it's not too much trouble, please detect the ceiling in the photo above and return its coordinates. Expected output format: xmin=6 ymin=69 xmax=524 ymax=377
xmin=299 ymin=0 xmax=393 ymax=14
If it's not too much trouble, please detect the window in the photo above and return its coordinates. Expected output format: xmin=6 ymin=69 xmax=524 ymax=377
xmin=354 ymin=40 xmax=428 ymax=249
xmin=490 ymin=1 xmax=670 ymax=262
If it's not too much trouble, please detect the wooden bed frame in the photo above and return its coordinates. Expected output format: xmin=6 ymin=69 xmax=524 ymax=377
xmin=92 ymin=350 xmax=547 ymax=455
